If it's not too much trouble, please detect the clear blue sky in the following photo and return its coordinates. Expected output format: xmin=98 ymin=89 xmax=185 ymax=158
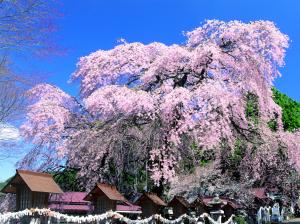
xmin=1 ymin=0 xmax=299 ymax=181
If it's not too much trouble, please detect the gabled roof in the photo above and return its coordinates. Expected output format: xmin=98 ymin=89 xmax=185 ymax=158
xmin=116 ymin=201 xmax=141 ymax=214
xmin=126 ymin=192 xmax=142 ymax=203
xmin=1 ymin=170 xmax=63 ymax=194
xmin=84 ymin=183 xmax=127 ymax=202
xmin=169 ymin=195 xmax=190 ymax=208
xmin=252 ymin=188 xmax=268 ymax=199
xmin=49 ymin=192 xmax=92 ymax=212
xmin=190 ymin=197 xmax=205 ymax=208
xmin=49 ymin=204 xmax=92 ymax=212
xmin=191 ymin=196 xmax=241 ymax=209
xmin=137 ymin=192 xmax=167 ymax=206
xmin=49 ymin=192 xmax=89 ymax=204
xmin=224 ymin=200 xmax=241 ymax=209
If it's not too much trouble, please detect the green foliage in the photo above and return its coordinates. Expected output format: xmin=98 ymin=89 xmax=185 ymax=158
xmin=272 ymin=88 xmax=300 ymax=132
xmin=234 ymin=215 xmax=247 ymax=224
xmin=219 ymin=139 xmax=247 ymax=180
xmin=191 ymin=142 xmax=215 ymax=166
xmin=245 ymin=92 xmax=260 ymax=125
xmin=180 ymin=141 xmax=197 ymax=174
xmin=190 ymin=141 xmax=198 ymax=151
xmin=199 ymin=159 xmax=210 ymax=167
xmin=181 ymin=153 xmax=196 ymax=173
xmin=198 ymin=150 xmax=215 ymax=166
xmin=53 ymin=168 xmax=84 ymax=192
xmin=120 ymin=168 xmax=150 ymax=192
xmin=267 ymin=118 xmax=278 ymax=132
xmin=0 ymin=178 xmax=11 ymax=196
xmin=0 ymin=182 xmax=6 ymax=196
xmin=180 ymin=141 xmax=215 ymax=174
xmin=0 ymin=182 xmax=6 ymax=190
xmin=107 ymin=157 xmax=153 ymax=193
xmin=229 ymin=139 xmax=246 ymax=167
xmin=277 ymin=145 xmax=288 ymax=161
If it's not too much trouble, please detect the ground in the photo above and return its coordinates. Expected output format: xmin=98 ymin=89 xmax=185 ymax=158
xmin=284 ymin=218 xmax=300 ymax=224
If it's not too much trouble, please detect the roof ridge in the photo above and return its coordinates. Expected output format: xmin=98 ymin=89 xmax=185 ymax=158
xmin=97 ymin=182 xmax=116 ymax=188
xmin=17 ymin=169 xmax=53 ymax=177
xmin=83 ymin=182 xmax=127 ymax=202
xmin=2 ymin=169 xmax=63 ymax=194
xmin=145 ymin=192 xmax=157 ymax=195
xmin=171 ymin=195 xmax=190 ymax=207
xmin=143 ymin=192 xmax=166 ymax=206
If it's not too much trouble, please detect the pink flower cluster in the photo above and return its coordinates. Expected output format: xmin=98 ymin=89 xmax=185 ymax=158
xmin=84 ymin=85 xmax=156 ymax=120
xmin=21 ymin=20 xmax=298 ymax=187
xmin=21 ymin=84 xmax=76 ymax=147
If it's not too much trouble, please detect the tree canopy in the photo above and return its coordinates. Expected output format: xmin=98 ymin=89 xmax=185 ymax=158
xmin=272 ymin=88 xmax=300 ymax=132
xmin=19 ymin=20 xmax=300 ymax=196
xmin=0 ymin=0 xmax=61 ymax=160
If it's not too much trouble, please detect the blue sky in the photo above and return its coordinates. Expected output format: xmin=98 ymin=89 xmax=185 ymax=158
xmin=1 ymin=0 xmax=299 ymax=181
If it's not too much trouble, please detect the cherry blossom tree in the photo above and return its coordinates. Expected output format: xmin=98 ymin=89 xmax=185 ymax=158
xmin=20 ymin=20 xmax=300 ymax=193
xmin=0 ymin=0 xmax=62 ymax=160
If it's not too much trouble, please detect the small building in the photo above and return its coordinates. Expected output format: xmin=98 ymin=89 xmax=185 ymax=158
xmin=1 ymin=169 xmax=63 ymax=211
xmin=116 ymin=201 xmax=142 ymax=216
xmin=136 ymin=192 xmax=167 ymax=218
xmin=84 ymin=183 xmax=141 ymax=216
xmin=190 ymin=197 xmax=209 ymax=216
xmin=221 ymin=199 xmax=241 ymax=220
xmin=168 ymin=195 xmax=190 ymax=218
xmin=191 ymin=196 xmax=240 ymax=220
xmin=252 ymin=188 xmax=270 ymax=207
xmin=49 ymin=192 xmax=93 ymax=215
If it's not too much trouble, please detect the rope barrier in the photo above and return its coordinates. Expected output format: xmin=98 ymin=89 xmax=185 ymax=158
xmin=0 ymin=208 xmax=235 ymax=223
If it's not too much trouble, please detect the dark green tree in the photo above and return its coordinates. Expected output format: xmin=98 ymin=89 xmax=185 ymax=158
xmin=272 ymin=88 xmax=300 ymax=132
xmin=53 ymin=168 xmax=84 ymax=192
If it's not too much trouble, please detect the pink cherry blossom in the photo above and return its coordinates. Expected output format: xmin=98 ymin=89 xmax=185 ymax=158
xmin=20 ymin=20 xmax=298 ymax=189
